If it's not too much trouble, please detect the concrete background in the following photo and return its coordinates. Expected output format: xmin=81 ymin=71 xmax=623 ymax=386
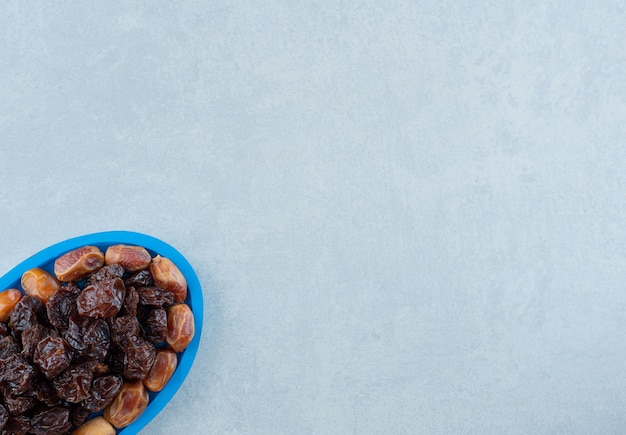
xmin=1 ymin=1 xmax=626 ymax=434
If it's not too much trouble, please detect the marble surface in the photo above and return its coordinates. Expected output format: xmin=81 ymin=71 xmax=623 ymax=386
xmin=1 ymin=1 xmax=626 ymax=434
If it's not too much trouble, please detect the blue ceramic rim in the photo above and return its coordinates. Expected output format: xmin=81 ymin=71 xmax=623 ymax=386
xmin=0 ymin=231 xmax=204 ymax=434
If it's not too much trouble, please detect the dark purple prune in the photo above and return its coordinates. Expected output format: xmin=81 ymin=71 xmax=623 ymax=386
xmin=69 ymin=405 xmax=91 ymax=427
xmin=0 ymin=405 xmax=7 ymax=431
xmin=33 ymin=337 xmax=73 ymax=379
xmin=123 ymin=337 xmax=156 ymax=381
xmin=2 ymin=415 xmax=30 ymax=435
xmin=0 ymin=323 xmax=9 ymax=336
xmin=45 ymin=284 xmax=80 ymax=331
xmin=0 ymin=354 xmax=36 ymax=395
xmin=86 ymin=264 xmax=124 ymax=285
xmin=64 ymin=315 xmax=110 ymax=360
xmin=81 ymin=375 xmax=122 ymax=412
xmin=77 ymin=278 xmax=125 ymax=318
xmin=0 ymin=336 xmax=18 ymax=359
xmin=1 ymin=390 xmax=37 ymax=415
xmin=53 ymin=365 xmax=93 ymax=403
xmin=9 ymin=296 xmax=43 ymax=335
xmin=137 ymin=286 xmax=174 ymax=307
xmin=122 ymin=285 xmax=139 ymax=317
xmin=32 ymin=380 xmax=62 ymax=407
xmin=110 ymin=316 xmax=140 ymax=352
xmin=21 ymin=324 xmax=55 ymax=359
xmin=125 ymin=269 xmax=154 ymax=287
xmin=30 ymin=407 xmax=71 ymax=435
xmin=144 ymin=308 xmax=167 ymax=344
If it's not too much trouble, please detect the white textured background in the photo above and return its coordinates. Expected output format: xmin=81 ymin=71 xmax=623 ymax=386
xmin=1 ymin=2 xmax=626 ymax=434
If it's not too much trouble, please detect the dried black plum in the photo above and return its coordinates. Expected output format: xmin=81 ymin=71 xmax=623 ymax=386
xmin=144 ymin=308 xmax=167 ymax=344
xmin=21 ymin=324 xmax=55 ymax=359
xmin=110 ymin=316 xmax=140 ymax=352
xmin=123 ymin=337 xmax=156 ymax=380
xmin=30 ymin=407 xmax=71 ymax=435
xmin=33 ymin=337 xmax=73 ymax=379
xmin=137 ymin=286 xmax=174 ymax=307
xmin=2 ymin=415 xmax=30 ymax=435
xmin=0 ymin=354 xmax=36 ymax=395
xmin=125 ymin=269 xmax=153 ymax=287
xmin=64 ymin=315 xmax=109 ymax=360
xmin=45 ymin=284 xmax=80 ymax=331
xmin=0 ymin=336 xmax=18 ymax=359
xmin=81 ymin=375 xmax=122 ymax=412
xmin=53 ymin=365 xmax=93 ymax=403
xmin=86 ymin=264 xmax=124 ymax=285
xmin=122 ymin=285 xmax=139 ymax=317
xmin=9 ymin=296 xmax=43 ymax=335
xmin=77 ymin=278 xmax=125 ymax=318
xmin=1 ymin=389 xmax=37 ymax=415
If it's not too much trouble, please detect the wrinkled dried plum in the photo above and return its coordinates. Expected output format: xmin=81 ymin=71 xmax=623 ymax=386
xmin=86 ymin=264 xmax=124 ymax=285
xmin=0 ymin=354 xmax=36 ymax=395
xmin=124 ymin=270 xmax=153 ymax=287
xmin=121 ymin=286 xmax=139 ymax=317
xmin=45 ymin=284 xmax=80 ymax=331
xmin=33 ymin=380 xmax=62 ymax=407
xmin=30 ymin=407 xmax=71 ymax=435
xmin=77 ymin=278 xmax=125 ymax=318
xmin=0 ymin=405 xmax=7 ymax=431
xmin=2 ymin=415 xmax=30 ymax=435
xmin=9 ymin=296 xmax=43 ymax=335
xmin=21 ymin=324 xmax=55 ymax=359
xmin=70 ymin=405 xmax=91 ymax=427
xmin=110 ymin=316 xmax=140 ymax=352
xmin=53 ymin=365 xmax=93 ymax=403
xmin=82 ymin=375 xmax=122 ymax=412
xmin=136 ymin=286 xmax=174 ymax=307
xmin=1 ymin=390 xmax=37 ymax=415
xmin=34 ymin=337 xmax=73 ymax=379
xmin=64 ymin=315 xmax=110 ymax=360
xmin=144 ymin=308 xmax=167 ymax=344
xmin=123 ymin=337 xmax=156 ymax=381
xmin=0 ymin=336 xmax=18 ymax=359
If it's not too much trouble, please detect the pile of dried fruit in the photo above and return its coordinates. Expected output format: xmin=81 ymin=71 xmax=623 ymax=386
xmin=0 ymin=244 xmax=195 ymax=434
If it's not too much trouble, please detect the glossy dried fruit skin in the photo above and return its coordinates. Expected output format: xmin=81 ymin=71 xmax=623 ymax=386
xmin=77 ymin=278 xmax=125 ymax=318
xmin=72 ymin=415 xmax=116 ymax=435
xmin=21 ymin=324 xmax=55 ymax=359
xmin=166 ymin=303 xmax=195 ymax=352
xmin=0 ymin=354 xmax=37 ymax=395
xmin=150 ymin=255 xmax=187 ymax=303
xmin=144 ymin=348 xmax=177 ymax=392
xmin=1 ymin=391 xmax=37 ymax=415
xmin=54 ymin=246 xmax=104 ymax=282
xmin=82 ymin=375 xmax=123 ymax=412
xmin=0 ymin=289 xmax=23 ymax=322
xmin=121 ymin=286 xmax=139 ymax=317
xmin=144 ymin=308 xmax=167 ymax=344
xmin=9 ymin=295 xmax=43 ymax=335
xmin=85 ymin=265 xmax=124 ymax=289
xmin=69 ymin=405 xmax=91 ymax=427
xmin=3 ymin=415 xmax=31 ymax=435
xmin=0 ymin=404 xmax=7 ymax=431
xmin=110 ymin=316 xmax=140 ymax=352
xmin=64 ymin=315 xmax=110 ymax=361
xmin=46 ymin=284 xmax=80 ymax=331
xmin=137 ymin=286 xmax=174 ymax=308
xmin=53 ymin=365 xmax=93 ymax=403
xmin=124 ymin=270 xmax=153 ymax=288
xmin=34 ymin=380 xmax=62 ymax=407
xmin=104 ymin=381 xmax=149 ymax=428
xmin=30 ymin=407 xmax=71 ymax=435
xmin=0 ymin=335 xmax=18 ymax=359
xmin=20 ymin=268 xmax=59 ymax=303
xmin=105 ymin=245 xmax=151 ymax=272
xmin=34 ymin=336 xmax=73 ymax=379
xmin=123 ymin=337 xmax=156 ymax=381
